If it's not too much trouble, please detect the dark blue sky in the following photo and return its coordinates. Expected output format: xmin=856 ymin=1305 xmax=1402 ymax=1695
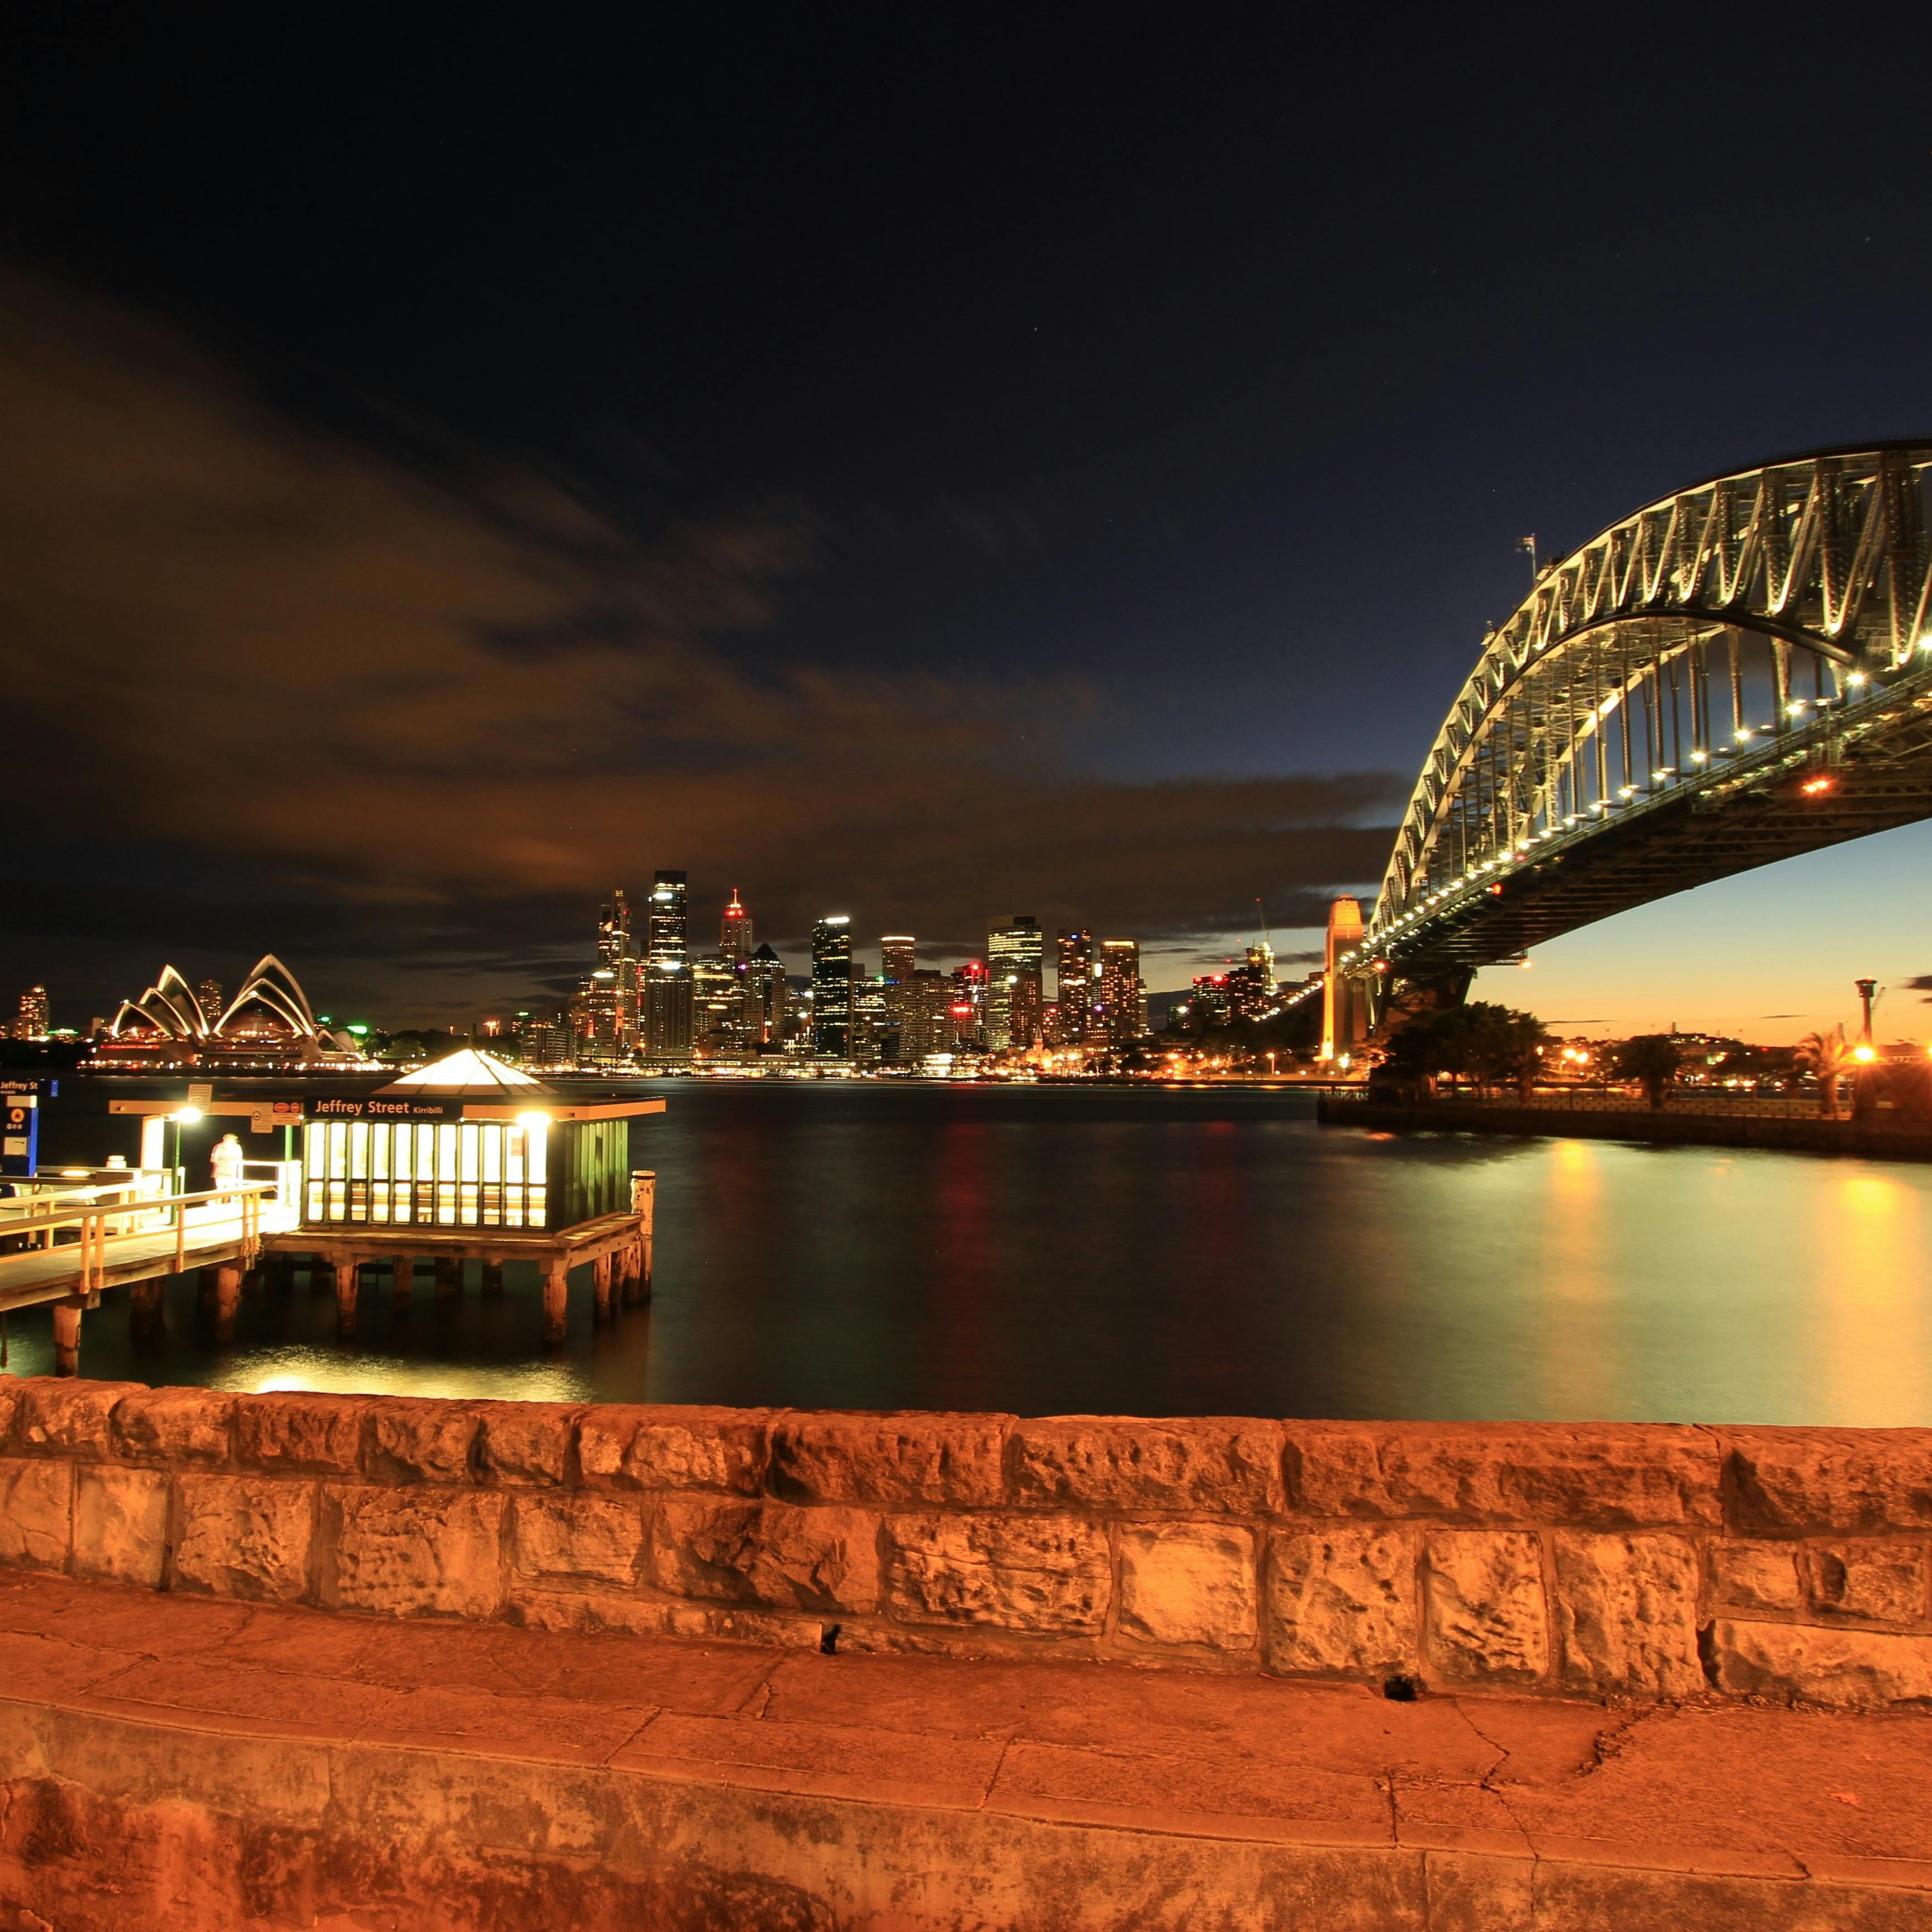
xmin=2 ymin=6 xmax=1929 ymax=1022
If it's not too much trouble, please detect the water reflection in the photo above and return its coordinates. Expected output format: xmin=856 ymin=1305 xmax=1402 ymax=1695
xmin=8 ymin=1083 xmax=1932 ymax=1424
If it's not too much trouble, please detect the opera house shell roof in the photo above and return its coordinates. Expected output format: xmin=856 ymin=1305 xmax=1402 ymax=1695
xmin=99 ymin=955 xmax=368 ymax=1068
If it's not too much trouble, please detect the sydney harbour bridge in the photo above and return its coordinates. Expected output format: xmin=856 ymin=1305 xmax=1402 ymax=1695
xmin=1325 ymin=439 xmax=1932 ymax=1038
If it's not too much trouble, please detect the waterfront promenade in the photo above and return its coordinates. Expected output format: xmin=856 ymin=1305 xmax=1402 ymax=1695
xmin=2 ymin=1380 xmax=1930 ymax=1924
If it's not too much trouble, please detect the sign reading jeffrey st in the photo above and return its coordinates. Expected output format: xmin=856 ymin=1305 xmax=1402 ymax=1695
xmin=306 ymin=1097 xmax=466 ymax=1121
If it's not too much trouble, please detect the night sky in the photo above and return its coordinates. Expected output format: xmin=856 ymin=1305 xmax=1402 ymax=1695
xmin=3 ymin=8 xmax=1930 ymax=1033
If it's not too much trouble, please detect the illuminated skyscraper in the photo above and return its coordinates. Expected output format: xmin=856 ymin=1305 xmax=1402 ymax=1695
xmin=899 ymin=969 xmax=953 ymax=1061
xmin=1054 ymin=929 xmax=1096 ymax=1044
xmin=1097 ymin=939 xmax=1145 ymax=1043
xmin=747 ymin=944 xmax=786 ymax=1045
xmin=949 ymin=960 xmax=987 ymax=1049
xmin=644 ymin=870 xmax=693 ymax=1059
xmin=721 ymin=889 xmax=754 ymax=961
xmin=811 ymin=916 xmax=852 ymax=1056
xmin=12 ymin=986 xmax=49 ymax=1041
xmin=986 ymin=915 xmax=1043 ymax=1051
xmin=879 ymin=935 xmax=915 ymax=1055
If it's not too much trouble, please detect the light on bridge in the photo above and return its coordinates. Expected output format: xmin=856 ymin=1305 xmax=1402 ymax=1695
xmin=1801 ymin=775 xmax=1834 ymax=796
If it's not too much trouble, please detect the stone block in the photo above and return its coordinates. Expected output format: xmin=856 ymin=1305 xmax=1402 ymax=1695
xmin=1422 ymin=1531 xmax=1548 ymax=1686
xmin=1724 ymin=1427 xmax=1932 ymax=1533
xmin=1810 ymin=1541 xmax=1928 ymax=1624
xmin=578 ymin=1405 xmax=768 ymax=1494
xmin=652 ymin=1497 xmax=879 ymax=1613
xmin=237 ymin=1394 xmax=367 ymax=1475
xmin=1010 ymin=1416 xmax=1283 ymax=1514
xmin=0 ymin=1379 xmax=21 ymax=1445
xmin=364 ymin=1400 xmax=476 ymax=1484
xmin=769 ymin=1412 xmax=1007 ymax=1507
xmin=476 ymin=1402 xmax=577 ymax=1486
xmin=0 ymin=1457 xmax=72 ymax=1569
xmin=512 ymin=1494 xmax=646 ymax=1588
xmin=73 ymin=1465 xmax=170 ymax=1587
xmin=1707 ymin=1617 xmax=1932 ymax=1708
xmin=321 ymin=1486 xmax=506 ymax=1618
xmin=1117 ymin=1521 xmax=1257 ymax=1650
xmin=174 ymin=1474 xmax=315 ymax=1602
xmin=111 ymin=1387 xmax=234 ymax=1466
xmin=1265 ymin=1525 xmax=1417 ymax=1677
xmin=1293 ymin=1422 xmax=1720 ymax=1527
xmin=1551 ymin=1532 xmax=1702 ymax=1698
xmin=1706 ymin=1538 xmax=1802 ymax=1613
xmin=17 ymin=1379 xmax=145 ymax=1453
xmin=882 ymin=1513 xmax=1109 ymax=1634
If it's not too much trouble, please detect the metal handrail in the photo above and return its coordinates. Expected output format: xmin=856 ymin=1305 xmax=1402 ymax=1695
xmin=1 ymin=1180 xmax=280 ymax=1288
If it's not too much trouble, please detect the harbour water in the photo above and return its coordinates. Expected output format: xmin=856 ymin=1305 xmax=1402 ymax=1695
xmin=8 ymin=1080 xmax=1931 ymax=1424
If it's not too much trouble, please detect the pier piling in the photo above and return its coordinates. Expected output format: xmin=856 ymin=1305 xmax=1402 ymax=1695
xmin=334 ymin=1261 xmax=359 ymax=1336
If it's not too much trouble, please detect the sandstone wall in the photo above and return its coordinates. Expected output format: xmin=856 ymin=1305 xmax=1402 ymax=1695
xmin=1 ymin=1379 xmax=1928 ymax=1708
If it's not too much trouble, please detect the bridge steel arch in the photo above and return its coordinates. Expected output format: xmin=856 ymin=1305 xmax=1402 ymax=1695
xmin=1341 ymin=441 xmax=1932 ymax=1023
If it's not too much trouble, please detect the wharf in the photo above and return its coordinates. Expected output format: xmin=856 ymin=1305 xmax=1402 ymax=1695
xmin=1 ymin=1570 xmax=1928 ymax=1928
xmin=1320 ymin=1093 xmax=1932 ymax=1161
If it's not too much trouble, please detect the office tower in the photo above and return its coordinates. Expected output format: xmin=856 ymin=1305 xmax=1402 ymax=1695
xmin=851 ymin=969 xmax=892 ymax=1062
xmin=597 ymin=888 xmax=641 ymax=1051
xmin=1226 ymin=941 xmax=1276 ymax=1021
xmin=949 ymin=960 xmax=987 ymax=1049
xmin=644 ymin=871 xmax=693 ymax=1058
xmin=692 ymin=951 xmax=741 ymax=1047
xmin=986 ymin=915 xmax=1044 ymax=1051
xmin=879 ymin=935 xmax=915 ymax=1050
xmin=747 ymin=944 xmax=786 ymax=1045
xmin=1098 ymin=939 xmax=1145 ymax=1043
xmin=1054 ymin=930 xmax=1096 ymax=1045
xmin=899 ymin=969 xmax=953 ymax=1062
xmin=12 ymin=986 xmax=49 ymax=1041
xmin=721 ymin=889 xmax=754 ymax=961
xmin=811 ymin=916 xmax=853 ymax=1055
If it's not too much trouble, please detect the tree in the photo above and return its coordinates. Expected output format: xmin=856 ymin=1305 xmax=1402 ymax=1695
xmin=1608 ymin=1034 xmax=1680 ymax=1111
xmin=1377 ymin=1002 xmax=1549 ymax=1099
xmin=1795 ymin=1025 xmax=1857 ymax=1120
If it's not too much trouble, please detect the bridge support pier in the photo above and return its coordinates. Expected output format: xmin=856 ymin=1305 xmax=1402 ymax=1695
xmin=593 ymin=1254 xmax=614 ymax=1321
xmin=130 ymin=1278 xmax=166 ymax=1341
xmin=435 ymin=1256 xmax=463 ymax=1301
xmin=334 ymin=1261 xmax=359 ymax=1337
xmin=51 ymin=1301 xmax=80 ymax=1376
xmin=212 ymin=1264 xmax=243 ymax=1342
xmin=542 ymin=1259 xmax=570 ymax=1343
xmin=624 ymin=1173 xmax=655 ymax=1305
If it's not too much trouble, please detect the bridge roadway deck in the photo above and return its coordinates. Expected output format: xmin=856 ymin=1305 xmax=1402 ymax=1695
xmin=0 ymin=1570 xmax=1926 ymax=1928
xmin=0 ymin=1202 xmax=301 ymax=1316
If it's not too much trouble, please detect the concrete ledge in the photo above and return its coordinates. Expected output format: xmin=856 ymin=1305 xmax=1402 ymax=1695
xmin=1 ymin=1573 xmax=1930 ymax=1929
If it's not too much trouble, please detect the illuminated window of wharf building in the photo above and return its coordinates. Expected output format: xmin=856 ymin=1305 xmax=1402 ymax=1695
xmin=302 ymin=1119 xmax=548 ymax=1228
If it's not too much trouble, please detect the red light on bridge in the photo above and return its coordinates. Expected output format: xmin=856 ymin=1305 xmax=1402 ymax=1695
xmin=1486 ymin=882 xmax=1504 ymax=896
xmin=1800 ymin=775 xmax=1834 ymax=796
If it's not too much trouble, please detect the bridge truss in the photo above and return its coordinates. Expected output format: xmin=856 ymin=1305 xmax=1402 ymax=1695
xmin=1350 ymin=441 xmax=1932 ymax=1011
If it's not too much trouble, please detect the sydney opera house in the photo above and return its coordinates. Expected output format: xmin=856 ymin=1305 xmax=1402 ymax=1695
xmin=95 ymin=955 xmax=373 ymax=1071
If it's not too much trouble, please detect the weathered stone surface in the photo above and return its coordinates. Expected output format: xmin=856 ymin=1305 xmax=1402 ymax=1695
xmin=883 ymin=1513 xmax=1109 ymax=1633
xmin=653 ymin=1497 xmax=879 ymax=1613
xmin=238 ymin=1394 xmax=367 ymax=1475
xmin=1551 ymin=1532 xmax=1702 ymax=1698
xmin=508 ymin=1587 xmax=821 ymax=1646
xmin=174 ymin=1474 xmax=315 ymax=1601
xmin=476 ymin=1402 xmax=576 ymax=1486
xmin=1010 ymin=1417 xmax=1283 ymax=1514
xmin=1294 ymin=1423 xmax=1721 ymax=1528
xmin=1810 ymin=1541 xmax=1928 ymax=1624
xmin=72 ymin=1465 xmax=169 ymax=1587
xmin=579 ymin=1405 xmax=768 ymax=1494
xmin=1707 ymin=1617 xmax=1932 ymax=1707
xmin=321 ymin=1487 xmax=506 ymax=1618
xmin=364 ymin=1400 xmax=475 ymax=1485
xmin=512 ymin=1494 xmax=646 ymax=1587
xmin=111 ymin=1387 xmax=234 ymax=1466
xmin=17 ymin=1379 xmax=145 ymax=1453
xmin=1423 ymin=1532 xmax=1548 ymax=1685
xmin=769 ymin=1413 xmax=1007 ymax=1507
xmin=1265 ymin=1525 xmax=1417 ymax=1677
xmin=1706 ymin=1538 xmax=1803 ymax=1613
xmin=1725 ymin=1427 xmax=1932 ymax=1533
xmin=1117 ymin=1522 xmax=1257 ymax=1650
xmin=0 ymin=1378 xmax=21 ymax=1444
xmin=0 ymin=1457 xmax=71 ymax=1570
